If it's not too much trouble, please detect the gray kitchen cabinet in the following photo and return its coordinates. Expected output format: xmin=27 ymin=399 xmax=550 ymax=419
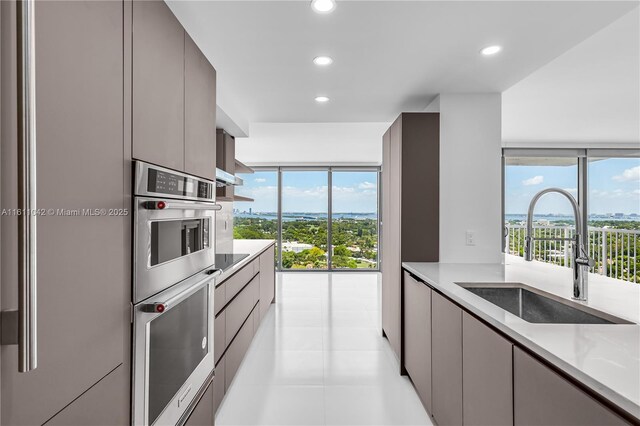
xmin=184 ymin=380 xmax=215 ymax=426
xmin=463 ymin=312 xmax=513 ymax=426
xmin=216 ymin=129 xmax=236 ymax=199
xmin=185 ymin=33 xmax=217 ymax=180
xmin=214 ymin=311 xmax=226 ymax=364
xmin=45 ymin=366 xmax=129 ymax=426
xmin=381 ymin=113 xmax=439 ymax=364
xmin=1 ymin=1 xmax=127 ymax=424
xmin=224 ymin=308 xmax=255 ymax=391
xmin=225 ymin=276 xmax=259 ymax=347
xmin=259 ymin=245 xmax=276 ymax=320
xmin=213 ymin=358 xmax=226 ymax=415
xmin=431 ymin=292 xmax=463 ymax=426
xmin=514 ymin=347 xmax=628 ymax=426
xmin=403 ymin=272 xmax=432 ymax=414
xmin=132 ymin=0 xmax=185 ymax=171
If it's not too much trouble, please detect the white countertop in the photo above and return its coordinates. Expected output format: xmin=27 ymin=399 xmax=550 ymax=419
xmin=216 ymin=239 xmax=275 ymax=283
xmin=402 ymin=256 xmax=640 ymax=421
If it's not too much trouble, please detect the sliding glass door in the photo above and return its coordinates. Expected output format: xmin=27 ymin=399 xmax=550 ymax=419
xmin=234 ymin=167 xmax=380 ymax=271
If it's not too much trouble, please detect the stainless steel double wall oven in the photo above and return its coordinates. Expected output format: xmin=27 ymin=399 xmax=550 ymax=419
xmin=132 ymin=161 xmax=222 ymax=426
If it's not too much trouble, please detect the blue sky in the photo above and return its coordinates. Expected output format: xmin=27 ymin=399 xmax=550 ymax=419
xmin=505 ymin=158 xmax=640 ymax=215
xmin=234 ymin=171 xmax=378 ymax=213
xmin=235 ymin=159 xmax=639 ymax=215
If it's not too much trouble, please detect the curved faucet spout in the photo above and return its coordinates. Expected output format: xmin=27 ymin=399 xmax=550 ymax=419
xmin=524 ymin=187 xmax=591 ymax=301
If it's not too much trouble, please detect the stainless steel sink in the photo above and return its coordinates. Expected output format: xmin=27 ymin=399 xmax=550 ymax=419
xmin=455 ymin=283 xmax=632 ymax=325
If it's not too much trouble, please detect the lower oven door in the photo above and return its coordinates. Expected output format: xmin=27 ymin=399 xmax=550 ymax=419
xmin=132 ymin=270 xmax=217 ymax=426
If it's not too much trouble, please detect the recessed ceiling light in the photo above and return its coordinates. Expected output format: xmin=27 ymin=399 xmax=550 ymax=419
xmin=313 ymin=56 xmax=333 ymax=66
xmin=315 ymin=96 xmax=330 ymax=103
xmin=481 ymin=45 xmax=502 ymax=56
xmin=311 ymin=0 xmax=336 ymax=14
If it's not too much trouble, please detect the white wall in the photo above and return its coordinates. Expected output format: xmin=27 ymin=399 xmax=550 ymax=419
xmin=235 ymin=122 xmax=389 ymax=166
xmin=436 ymin=94 xmax=503 ymax=263
xmin=502 ymin=7 xmax=639 ymax=147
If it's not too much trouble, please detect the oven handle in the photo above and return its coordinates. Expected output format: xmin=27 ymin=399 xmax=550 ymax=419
xmin=142 ymin=269 xmax=222 ymax=314
xmin=143 ymin=200 xmax=222 ymax=211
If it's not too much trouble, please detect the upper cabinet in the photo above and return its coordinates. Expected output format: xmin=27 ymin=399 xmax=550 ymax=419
xmin=217 ymin=129 xmax=236 ymax=199
xmin=132 ymin=0 xmax=185 ymax=171
xmin=185 ymin=34 xmax=217 ymax=180
xmin=132 ymin=0 xmax=217 ymax=179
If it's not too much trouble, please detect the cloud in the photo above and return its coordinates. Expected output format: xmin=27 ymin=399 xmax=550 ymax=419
xmin=254 ymin=178 xmax=266 ymax=183
xmin=612 ymin=166 xmax=640 ymax=182
xmin=358 ymin=181 xmax=376 ymax=190
xmin=522 ymin=176 xmax=544 ymax=186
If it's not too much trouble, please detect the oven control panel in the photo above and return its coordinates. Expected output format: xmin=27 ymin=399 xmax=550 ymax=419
xmin=135 ymin=161 xmax=215 ymax=201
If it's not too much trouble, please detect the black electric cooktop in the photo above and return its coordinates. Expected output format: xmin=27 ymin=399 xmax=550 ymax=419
xmin=215 ymin=253 xmax=250 ymax=272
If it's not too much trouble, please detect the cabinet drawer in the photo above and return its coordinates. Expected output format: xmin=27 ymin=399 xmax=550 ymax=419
xmin=225 ymin=275 xmax=259 ymax=347
xmin=253 ymin=306 xmax=261 ymax=336
xmin=214 ymin=283 xmax=226 ymax=315
xmin=214 ymin=358 xmax=226 ymax=415
xmin=514 ymin=347 xmax=627 ymax=425
xmin=225 ymin=310 xmax=254 ymax=391
xmin=222 ymin=259 xmax=258 ymax=302
xmin=214 ymin=311 xmax=226 ymax=363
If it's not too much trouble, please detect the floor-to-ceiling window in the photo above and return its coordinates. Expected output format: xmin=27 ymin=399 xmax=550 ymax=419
xmin=234 ymin=167 xmax=380 ymax=271
xmin=331 ymin=170 xmax=379 ymax=269
xmin=503 ymin=149 xmax=640 ymax=284
xmin=281 ymin=170 xmax=329 ymax=270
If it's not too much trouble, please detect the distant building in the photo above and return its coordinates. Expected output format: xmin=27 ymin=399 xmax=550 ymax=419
xmin=282 ymin=241 xmax=314 ymax=253
xmin=614 ymin=213 xmax=624 ymax=218
xmin=249 ymin=208 xmax=252 ymax=215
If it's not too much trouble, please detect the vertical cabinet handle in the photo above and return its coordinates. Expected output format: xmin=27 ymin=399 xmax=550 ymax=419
xmin=17 ymin=0 xmax=37 ymax=373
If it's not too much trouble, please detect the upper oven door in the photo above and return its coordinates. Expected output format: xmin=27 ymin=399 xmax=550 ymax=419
xmin=134 ymin=197 xmax=217 ymax=303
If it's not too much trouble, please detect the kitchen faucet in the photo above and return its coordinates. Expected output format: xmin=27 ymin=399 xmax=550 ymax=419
xmin=524 ymin=188 xmax=594 ymax=301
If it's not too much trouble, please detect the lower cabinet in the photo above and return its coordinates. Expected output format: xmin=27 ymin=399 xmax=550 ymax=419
xmin=403 ymin=272 xmax=432 ymax=413
xmin=259 ymin=245 xmax=276 ymax=320
xmin=462 ymin=312 xmax=513 ymax=426
xmin=45 ymin=365 xmax=129 ymax=426
xmin=213 ymin=358 xmax=226 ymax=414
xmin=184 ymin=381 xmax=214 ymax=426
xmin=431 ymin=292 xmax=463 ymax=426
xmin=225 ymin=310 xmax=255 ymax=391
xmin=513 ymin=347 xmax=628 ymax=426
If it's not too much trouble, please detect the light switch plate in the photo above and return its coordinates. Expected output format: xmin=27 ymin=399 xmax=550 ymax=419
xmin=465 ymin=231 xmax=476 ymax=246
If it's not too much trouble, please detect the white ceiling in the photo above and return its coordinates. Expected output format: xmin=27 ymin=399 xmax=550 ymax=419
xmin=167 ymin=0 xmax=637 ymax=134
xmin=502 ymin=7 xmax=639 ymax=146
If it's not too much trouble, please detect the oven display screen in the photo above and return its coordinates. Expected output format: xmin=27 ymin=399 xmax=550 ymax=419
xmin=147 ymin=168 xmax=211 ymax=199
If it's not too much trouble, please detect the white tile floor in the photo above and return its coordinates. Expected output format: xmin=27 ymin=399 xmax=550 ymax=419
xmin=216 ymin=272 xmax=433 ymax=426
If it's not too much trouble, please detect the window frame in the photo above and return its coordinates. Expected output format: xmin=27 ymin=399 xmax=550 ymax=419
xmin=502 ymin=148 xmax=640 ymax=280
xmin=235 ymin=165 xmax=381 ymax=272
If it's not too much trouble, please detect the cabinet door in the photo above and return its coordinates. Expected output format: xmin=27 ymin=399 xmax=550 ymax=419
xmin=184 ymin=381 xmax=214 ymax=426
xmin=403 ymin=272 xmax=432 ymax=414
xmin=132 ymin=0 xmax=184 ymax=171
xmin=185 ymin=34 xmax=216 ymax=180
xmin=1 ymin=2 xmax=126 ymax=424
xmin=432 ymin=292 xmax=463 ymax=426
xmin=224 ymin=311 xmax=253 ymax=391
xmin=382 ymin=118 xmax=402 ymax=362
xmin=259 ymin=245 xmax=276 ymax=320
xmin=463 ymin=313 xmax=513 ymax=426
xmin=514 ymin=348 xmax=627 ymax=426
xmin=214 ymin=311 xmax=226 ymax=364
xmin=45 ymin=366 xmax=128 ymax=426
xmin=213 ymin=358 xmax=226 ymax=415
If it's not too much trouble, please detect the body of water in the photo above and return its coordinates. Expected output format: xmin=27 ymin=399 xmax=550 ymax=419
xmin=235 ymin=212 xmax=377 ymax=221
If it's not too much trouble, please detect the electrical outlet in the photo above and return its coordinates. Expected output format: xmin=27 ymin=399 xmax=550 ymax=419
xmin=466 ymin=230 xmax=476 ymax=246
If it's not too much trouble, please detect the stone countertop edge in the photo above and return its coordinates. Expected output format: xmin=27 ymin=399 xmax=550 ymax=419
xmin=402 ymin=258 xmax=640 ymax=422
xmin=215 ymin=239 xmax=276 ymax=285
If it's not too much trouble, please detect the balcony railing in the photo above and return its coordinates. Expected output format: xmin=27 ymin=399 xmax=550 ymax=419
xmin=506 ymin=224 xmax=639 ymax=284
